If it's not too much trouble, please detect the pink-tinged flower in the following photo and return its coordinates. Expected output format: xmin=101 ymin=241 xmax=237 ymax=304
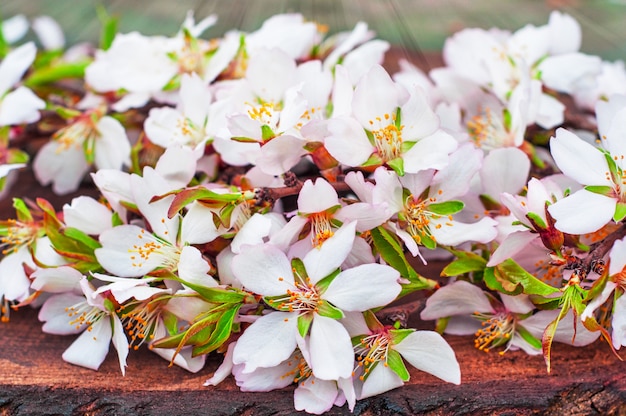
xmin=207 ymin=341 xmax=355 ymax=415
xmin=144 ymin=73 xmax=214 ymax=150
xmin=325 ymin=64 xmax=457 ymax=176
xmin=488 ymin=175 xmax=573 ymax=266
xmin=271 ymin=177 xmax=388 ymax=259
xmin=33 ymin=111 xmax=131 ymax=195
xmin=353 ymin=326 xmax=460 ymax=399
xmin=62 ymin=196 xmax=114 ymax=236
xmin=421 ymin=280 xmax=599 ymax=354
xmin=231 ymin=222 xmax=401 ymax=380
xmin=372 ymin=145 xmax=497 ymax=258
xmin=0 ymin=42 xmax=46 ymax=126
xmin=85 ymin=32 xmax=179 ymax=111
xmin=548 ymin=95 xmax=626 ymax=234
xmin=582 ymin=236 xmax=626 ymax=349
xmin=38 ymin=277 xmax=129 ymax=375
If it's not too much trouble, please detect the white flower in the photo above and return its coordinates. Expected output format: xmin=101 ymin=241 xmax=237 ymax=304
xmin=372 ymin=146 xmax=497 ymax=258
xmin=354 ymin=327 xmax=460 ymax=399
xmin=144 ymin=73 xmax=214 ymax=150
xmin=0 ymin=42 xmax=46 ymax=126
xmin=38 ymin=277 xmax=129 ymax=374
xmin=231 ymin=222 xmax=401 ymax=380
xmin=33 ymin=113 xmax=131 ymax=195
xmin=548 ymin=95 xmax=626 ymax=234
xmin=325 ymin=64 xmax=457 ymax=175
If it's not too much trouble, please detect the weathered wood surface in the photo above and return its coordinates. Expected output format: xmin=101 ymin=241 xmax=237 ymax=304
xmin=0 ymin=169 xmax=625 ymax=416
xmin=0 ymin=50 xmax=625 ymax=415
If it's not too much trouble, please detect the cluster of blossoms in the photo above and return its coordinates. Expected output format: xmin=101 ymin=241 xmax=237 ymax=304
xmin=0 ymin=9 xmax=624 ymax=414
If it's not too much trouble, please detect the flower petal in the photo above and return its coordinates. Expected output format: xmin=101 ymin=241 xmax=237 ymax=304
xmin=294 ymin=378 xmax=338 ymax=415
xmin=62 ymin=317 xmax=111 ymax=371
xmin=303 ymin=221 xmax=356 ymax=283
xmin=358 ymin=361 xmax=404 ymax=399
xmin=232 ymin=244 xmax=294 ymax=296
xmin=324 ymin=264 xmax=400 ymax=311
xmin=393 ymin=330 xmax=461 ymax=385
xmin=420 ymin=280 xmax=494 ymax=320
xmin=548 ymin=189 xmax=615 ymax=234
xmin=232 ymin=311 xmax=299 ymax=372
xmin=309 ymin=315 xmax=353 ymax=380
xmin=550 ymin=128 xmax=611 ymax=187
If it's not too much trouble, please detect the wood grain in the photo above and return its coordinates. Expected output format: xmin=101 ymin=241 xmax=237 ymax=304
xmin=0 ymin=50 xmax=625 ymax=416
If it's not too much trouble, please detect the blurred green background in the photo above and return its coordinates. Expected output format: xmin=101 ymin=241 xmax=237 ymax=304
xmin=3 ymin=0 xmax=626 ymax=60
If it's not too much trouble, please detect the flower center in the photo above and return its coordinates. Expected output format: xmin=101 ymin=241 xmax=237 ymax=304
xmin=369 ymin=114 xmax=402 ymax=162
xmin=467 ymin=108 xmax=509 ymax=150
xmin=473 ymin=310 xmax=516 ymax=354
xmin=403 ymin=195 xmax=451 ymax=245
xmin=176 ymin=117 xmax=207 ymax=147
xmin=280 ymin=351 xmax=314 ymax=386
xmin=247 ymin=101 xmax=280 ymax=127
xmin=0 ymin=219 xmax=38 ymax=255
xmin=65 ymin=300 xmax=105 ymax=333
xmin=309 ymin=212 xmax=334 ymax=247
xmin=54 ymin=120 xmax=96 ymax=154
xmin=269 ymin=280 xmax=321 ymax=314
xmin=118 ymin=297 xmax=165 ymax=350
xmin=354 ymin=331 xmax=391 ymax=380
xmin=128 ymin=229 xmax=181 ymax=271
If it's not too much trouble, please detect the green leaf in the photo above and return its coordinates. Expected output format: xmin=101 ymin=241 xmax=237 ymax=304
xmin=12 ymin=198 xmax=33 ymax=223
xmin=370 ymin=226 xmax=437 ymax=296
xmin=387 ymin=157 xmax=404 ymax=176
xmin=178 ymin=281 xmax=245 ymax=304
xmin=441 ymin=256 xmax=487 ymax=277
xmin=484 ymin=266 xmax=523 ymax=295
xmin=542 ymin=304 xmax=569 ymax=373
xmin=495 ymin=259 xmax=560 ymax=296
xmin=362 ymin=153 xmax=383 ymax=168
xmin=24 ymin=61 xmax=91 ymax=87
xmin=584 ymin=185 xmax=613 ymax=196
xmin=162 ymin=311 xmax=179 ymax=336
xmin=63 ymin=227 xmax=102 ymax=250
xmin=614 ymin=202 xmax=626 ymax=222
xmin=317 ymin=301 xmax=344 ymax=319
xmin=502 ymin=108 xmax=512 ymax=131
xmin=297 ymin=313 xmax=313 ymax=338
xmin=192 ymin=304 xmax=240 ymax=356
xmin=7 ymin=148 xmax=29 ymax=164
xmin=365 ymin=129 xmax=376 ymax=146
xmin=167 ymin=187 xmax=242 ymax=218
xmin=394 ymin=107 xmax=402 ymax=129
xmin=97 ymin=5 xmax=118 ymax=50
xmin=428 ymin=201 xmax=464 ymax=216
xmin=370 ymin=226 xmax=409 ymax=277
xmin=315 ymin=268 xmax=340 ymax=293
xmin=400 ymin=141 xmax=417 ymax=154
xmin=386 ymin=349 xmax=410 ymax=381
xmin=291 ymin=258 xmax=308 ymax=285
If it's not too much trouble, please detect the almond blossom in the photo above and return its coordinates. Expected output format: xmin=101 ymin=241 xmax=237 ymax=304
xmin=371 ymin=145 xmax=497 ymax=258
xmin=231 ymin=222 xmax=401 ymax=380
xmin=548 ymin=95 xmax=626 ymax=234
xmin=38 ymin=277 xmax=129 ymax=374
xmin=0 ymin=42 xmax=46 ymax=126
xmin=325 ymin=64 xmax=457 ymax=176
